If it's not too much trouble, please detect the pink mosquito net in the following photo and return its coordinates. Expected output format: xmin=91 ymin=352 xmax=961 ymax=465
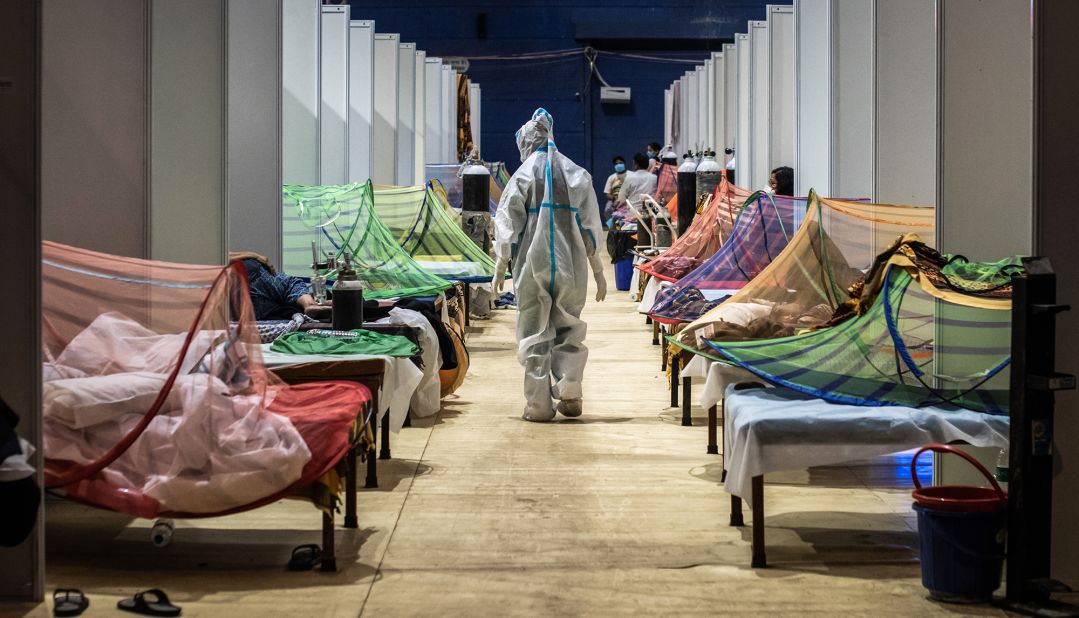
xmin=42 ymin=241 xmax=370 ymax=519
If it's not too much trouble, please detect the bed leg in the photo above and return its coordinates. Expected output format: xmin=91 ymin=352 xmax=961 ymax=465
xmin=681 ymin=376 xmax=692 ymax=426
xmin=707 ymin=405 xmax=719 ymax=455
xmin=380 ymin=414 xmax=391 ymax=460
xmin=344 ymin=445 xmax=358 ymax=529
xmin=730 ymin=495 xmax=744 ymax=527
xmin=751 ymin=475 xmax=766 ymax=568
xmin=646 ymin=315 xmax=652 ymax=326
xmin=670 ymin=354 xmax=680 ymax=408
xmin=661 ymin=335 xmax=668 ymax=371
xmin=652 ymin=319 xmax=659 ymax=345
xmin=365 ymin=413 xmax=378 ymax=489
xmin=463 ymin=282 xmax=471 ymax=327
xmin=320 ymin=512 xmax=337 ymax=572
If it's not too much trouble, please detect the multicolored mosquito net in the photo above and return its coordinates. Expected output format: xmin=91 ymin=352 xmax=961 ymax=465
xmin=705 ymin=237 xmax=1019 ymax=414
xmin=423 ymin=163 xmax=500 ymax=215
xmin=676 ymin=193 xmax=936 ymax=350
xmin=281 ymin=181 xmax=451 ymax=299
xmin=41 ymin=241 xmax=368 ymax=518
xmin=372 ymin=181 xmax=498 ymax=283
xmin=654 ymin=162 xmax=678 ymax=206
xmin=649 ymin=192 xmax=804 ymax=324
xmin=637 ymin=178 xmax=753 ymax=282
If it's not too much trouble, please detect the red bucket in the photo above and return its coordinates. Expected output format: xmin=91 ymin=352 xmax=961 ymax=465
xmin=911 ymin=444 xmax=1007 ymax=512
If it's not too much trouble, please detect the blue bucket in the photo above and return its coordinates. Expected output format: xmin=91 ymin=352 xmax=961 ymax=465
xmin=614 ymin=256 xmax=634 ymax=291
xmin=911 ymin=445 xmax=1007 ymax=604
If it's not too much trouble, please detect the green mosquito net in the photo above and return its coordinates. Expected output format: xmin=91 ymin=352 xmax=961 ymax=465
xmin=281 ymin=181 xmax=451 ymax=299
xmin=372 ymin=182 xmax=498 ymax=283
xmin=704 ymin=237 xmax=1019 ymax=414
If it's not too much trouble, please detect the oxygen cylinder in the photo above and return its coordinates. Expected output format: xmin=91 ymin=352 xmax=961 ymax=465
xmin=461 ymin=162 xmax=490 ymax=213
xmin=676 ymin=153 xmax=699 ymax=236
xmin=696 ymin=149 xmax=723 ymax=204
xmin=331 ymin=253 xmax=364 ymax=331
xmin=461 ymin=161 xmax=493 ymax=254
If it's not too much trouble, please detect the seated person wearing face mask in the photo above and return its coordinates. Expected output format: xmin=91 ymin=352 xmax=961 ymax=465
xmin=603 ymin=155 xmax=627 ymax=223
xmin=616 ymin=152 xmax=659 ymax=213
xmin=646 ymin=142 xmax=662 ymax=173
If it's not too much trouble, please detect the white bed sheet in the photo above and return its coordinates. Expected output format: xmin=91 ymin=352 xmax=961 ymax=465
xmin=260 ymin=345 xmax=423 ymax=433
xmin=722 ymin=384 xmax=1009 ymax=506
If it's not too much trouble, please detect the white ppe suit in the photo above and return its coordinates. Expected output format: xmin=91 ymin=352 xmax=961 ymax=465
xmin=494 ymin=109 xmax=607 ymax=421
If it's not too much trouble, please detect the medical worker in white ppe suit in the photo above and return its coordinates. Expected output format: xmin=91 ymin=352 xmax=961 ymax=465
xmin=494 ymin=109 xmax=607 ymax=422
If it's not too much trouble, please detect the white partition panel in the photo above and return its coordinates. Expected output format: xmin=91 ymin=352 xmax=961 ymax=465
xmin=795 ymin=0 xmax=831 ymax=196
xmin=414 ymin=50 xmax=426 ymax=181
xmin=686 ymin=69 xmax=694 ymax=150
xmin=150 ymin=0 xmax=225 ymax=264
xmin=442 ymin=66 xmax=456 ymax=162
xmin=677 ymin=76 xmax=688 ymax=154
xmin=876 ymin=0 xmax=936 ymax=205
xmin=832 ymin=0 xmax=875 ymax=200
xmin=424 ymin=57 xmax=443 ymax=164
xmin=319 ymin=5 xmax=348 ymax=185
xmin=664 ymin=87 xmax=673 ymax=148
xmin=735 ymin=33 xmax=751 ymax=182
xmin=396 ymin=42 xmax=416 ymax=185
xmin=937 ymin=0 xmax=1032 ymax=257
xmin=228 ymin=0 xmax=283 ymax=267
xmin=469 ymin=82 xmax=482 ymax=154
xmin=723 ymin=43 xmax=738 ymax=152
xmin=281 ymin=0 xmax=320 ymax=274
xmin=282 ymin=0 xmax=320 ymax=186
xmin=699 ymin=62 xmax=707 ymax=149
xmin=710 ymin=52 xmax=725 ymax=153
xmin=696 ymin=65 xmax=708 ymax=149
xmin=749 ymin=20 xmax=770 ymax=190
xmin=372 ymin=33 xmax=399 ymax=184
xmin=348 ymin=20 xmax=374 ymax=183
xmin=768 ymin=5 xmax=796 ymax=175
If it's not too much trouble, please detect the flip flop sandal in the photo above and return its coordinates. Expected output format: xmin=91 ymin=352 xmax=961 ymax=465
xmin=287 ymin=543 xmax=323 ymax=571
xmin=53 ymin=589 xmax=89 ymax=617
xmin=117 ymin=589 xmax=181 ymax=617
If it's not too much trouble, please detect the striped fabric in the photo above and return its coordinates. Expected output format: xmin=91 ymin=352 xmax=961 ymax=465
xmin=706 ymin=261 xmax=1014 ymax=414
xmin=649 ymin=192 xmax=803 ymax=324
xmin=281 ymin=181 xmax=451 ymax=299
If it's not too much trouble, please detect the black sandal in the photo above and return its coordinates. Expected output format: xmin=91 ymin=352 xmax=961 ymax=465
xmin=287 ymin=543 xmax=322 ymax=571
xmin=53 ymin=589 xmax=89 ymax=617
xmin=117 ymin=589 xmax=181 ymax=617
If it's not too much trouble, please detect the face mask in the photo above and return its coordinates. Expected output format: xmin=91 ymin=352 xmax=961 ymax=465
xmin=614 ymin=163 xmax=626 ymax=173
xmin=647 ymin=151 xmax=656 ymax=159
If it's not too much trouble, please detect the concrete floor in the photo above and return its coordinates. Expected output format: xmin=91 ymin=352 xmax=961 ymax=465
xmin=16 ymin=263 xmax=1011 ymax=616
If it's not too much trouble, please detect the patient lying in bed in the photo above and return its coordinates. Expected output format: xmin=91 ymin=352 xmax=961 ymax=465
xmin=43 ymin=312 xmax=311 ymax=513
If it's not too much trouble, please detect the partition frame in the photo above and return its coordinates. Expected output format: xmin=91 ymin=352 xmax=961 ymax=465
xmin=469 ymin=82 xmax=482 ymax=155
xmin=723 ymin=43 xmax=738 ymax=153
xmin=424 ymin=57 xmax=443 ymax=165
xmin=396 ymin=42 xmax=417 ymax=185
xmin=685 ymin=70 xmax=699 ymax=153
xmin=735 ymin=33 xmax=751 ymax=181
xmin=767 ymin=5 xmax=796 ymax=177
xmin=347 ymin=20 xmax=374 ymax=184
xmin=749 ymin=20 xmax=770 ymax=190
xmin=794 ymin=0 xmax=832 ymax=196
xmin=710 ymin=51 xmax=726 ymax=154
xmin=414 ymin=49 xmax=427 ymax=182
xmin=372 ymin=32 xmax=399 ymax=184
xmin=318 ymin=5 xmax=348 ymax=186
xmin=281 ymin=0 xmax=320 ymax=187
xmin=441 ymin=66 xmax=456 ymax=162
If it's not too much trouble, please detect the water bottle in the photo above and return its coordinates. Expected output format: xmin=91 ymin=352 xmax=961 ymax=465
xmin=994 ymin=447 xmax=1009 ymax=490
xmin=150 ymin=519 xmax=174 ymax=548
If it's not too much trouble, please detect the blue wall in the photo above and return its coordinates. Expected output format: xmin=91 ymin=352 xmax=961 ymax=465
xmin=349 ymin=1 xmax=786 ymax=198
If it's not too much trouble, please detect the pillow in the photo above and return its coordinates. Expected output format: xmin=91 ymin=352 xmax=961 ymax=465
xmin=44 ymin=372 xmax=170 ymax=429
